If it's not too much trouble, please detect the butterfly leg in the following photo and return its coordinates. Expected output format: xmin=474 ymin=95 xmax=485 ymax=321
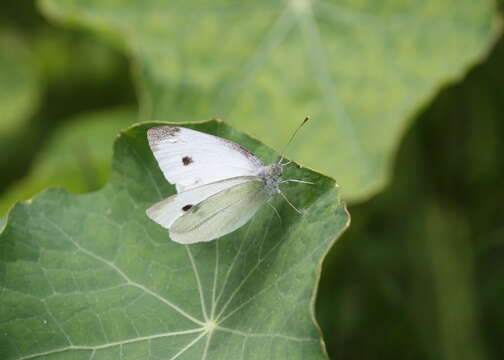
xmin=279 ymin=190 xmax=303 ymax=215
xmin=267 ymin=202 xmax=282 ymax=224
xmin=281 ymin=179 xmax=315 ymax=185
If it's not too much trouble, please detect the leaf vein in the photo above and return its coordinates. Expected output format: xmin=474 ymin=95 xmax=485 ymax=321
xmin=185 ymin=245 xmax=209 ymax=321
xmin=16 ymin=328 xmax=205 ymax=360
xmin=41 ymin=214 xmax=205 ymax=326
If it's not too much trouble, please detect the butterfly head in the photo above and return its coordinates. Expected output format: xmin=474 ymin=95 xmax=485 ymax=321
xmin=270 ymin=162 xmax=284 ymax=178
xmin=262 ymin=117 xmax=312 ymax=212
xmin=261 ymin=163 xmax=284 ymax=196
xmin=262 ymin=161 xmax=313 ymax=214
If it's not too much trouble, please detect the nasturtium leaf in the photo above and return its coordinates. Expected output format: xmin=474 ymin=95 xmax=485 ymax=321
xmin=0 ymin=31 xmax=39 ymax=134
xmin=40 ymin=0 xmax=500 ymax=201
xmin=0 ymin=120 xmax=349 ymax=359
xmin=0 ymin=107 xmax=137 ymax=217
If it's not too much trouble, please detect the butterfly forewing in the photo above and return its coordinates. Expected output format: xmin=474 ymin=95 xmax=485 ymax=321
xmin=169 ymin=180 xmax=270 ymax=244
xmin=147 ymin=126 xmax=264 ymax=192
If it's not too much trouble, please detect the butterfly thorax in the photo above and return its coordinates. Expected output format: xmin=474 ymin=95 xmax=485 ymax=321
xmin=260 ymin=163 xmax=283 ymax=196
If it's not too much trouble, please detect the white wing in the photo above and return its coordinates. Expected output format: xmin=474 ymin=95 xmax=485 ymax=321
xmin=146 ymin=176 xmax=256 ymax=229
xmin=169 ymin=179 xmax=270 ymax=244
xmin=147 ymin=126 xmax=264 ymax=192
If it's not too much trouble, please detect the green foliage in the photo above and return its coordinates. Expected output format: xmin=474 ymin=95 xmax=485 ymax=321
xmin=317 ymin=32 xmax=504 ymax=360
xmin=0 ymin=120 xmax=349 ymax=359
xmin=40 ymin=0 xmax=499 ymax=201
xmin=0 ymin=2 xmax=135 ymax=200
xmin=1 ymin=1 xmax=503 ymax=359
xmin=0 ymin=107 xmax=136 ymax=216
xmin=0 ymin=31 xmax=39 ymax=134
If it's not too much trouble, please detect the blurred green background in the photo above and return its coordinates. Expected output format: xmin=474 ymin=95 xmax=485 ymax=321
xmin=1 ymin=1 xmax=503 ymax=359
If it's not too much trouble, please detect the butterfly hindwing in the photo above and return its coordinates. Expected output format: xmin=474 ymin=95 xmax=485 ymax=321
xmin=147 ymin=126 xmax=264 ymax=192
xmin=169 ymin=179 xmax=270 ymax=244
xmin=145 ymin=176 xmax=258 ymax=229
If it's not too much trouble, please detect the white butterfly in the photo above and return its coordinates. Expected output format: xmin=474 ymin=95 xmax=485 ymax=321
xmin=145 ymin=120 xmax=311 ymax=244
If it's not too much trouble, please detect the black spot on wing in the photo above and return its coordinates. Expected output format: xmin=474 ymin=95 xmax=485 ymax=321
xmin=182 ymin=156 xmax=193 ymax=165
xmin=182 ymin=204 xmax=193 ymax=211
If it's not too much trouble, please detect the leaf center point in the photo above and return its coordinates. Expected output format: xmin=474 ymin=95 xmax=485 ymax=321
xmin=204 ymin=319 xmax=217 ymax=333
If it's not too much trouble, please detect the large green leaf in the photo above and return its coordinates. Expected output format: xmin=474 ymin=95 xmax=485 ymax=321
xmin=0 ymin=107 xmax=136 ymax=217
xmin=40 ymin=0 xmax=499 ymax=201
xmin=0 ymin=120 xmax=349 ymax=359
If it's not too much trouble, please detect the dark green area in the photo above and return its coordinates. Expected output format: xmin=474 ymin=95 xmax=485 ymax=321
xmin=0 ymin=0 xmax=136 ymax=194
xmin=317 ymin=21 xmax=504 ymax=360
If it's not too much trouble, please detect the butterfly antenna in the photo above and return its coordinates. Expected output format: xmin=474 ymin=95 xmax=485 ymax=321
xmin=279 ymin=191 xmax=303 ymax=215
xmin=267 ymin=203 xmax=282 ymax=224
xmin=278 ymin=116 xmax=310 ymax=164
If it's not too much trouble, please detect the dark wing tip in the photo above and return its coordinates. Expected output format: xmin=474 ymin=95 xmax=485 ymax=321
xmin=147 ymin=126 xmax=181 ymax=145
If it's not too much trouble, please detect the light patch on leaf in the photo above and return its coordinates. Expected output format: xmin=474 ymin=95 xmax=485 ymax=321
xmin=40 ymin=0 xmax=500 ymax=201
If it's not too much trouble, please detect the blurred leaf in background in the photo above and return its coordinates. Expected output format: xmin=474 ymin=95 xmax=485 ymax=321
xmin=40 ymin=0 xmax=500 ymax=201
xmin=0 ymin=107 xmax=136 ymax=216
xmin=0 ymin=31 xmax=39 ymax=135
xmin=0 ymin=0 xmax=136 ymax=216
xmin=317 ymin=15 xmax=504 ymax=360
